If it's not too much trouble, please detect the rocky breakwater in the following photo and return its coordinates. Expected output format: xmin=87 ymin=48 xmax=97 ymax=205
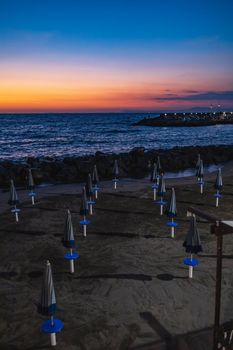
xmin=0 ymin=145 xmax=233 ymax=188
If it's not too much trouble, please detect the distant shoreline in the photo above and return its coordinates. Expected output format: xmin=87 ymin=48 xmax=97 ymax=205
xmin=135 ymin=111 xmax=233 ymax=127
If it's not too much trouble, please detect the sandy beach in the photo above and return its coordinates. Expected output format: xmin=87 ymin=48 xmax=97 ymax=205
xmin=1 ymin=163 xmax=233 ymax=350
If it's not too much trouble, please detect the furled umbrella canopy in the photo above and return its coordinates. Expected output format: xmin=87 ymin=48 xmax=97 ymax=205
xmin=63 ymin=209 xmax=75 ymax=248
xmin=183 ymin=216 xmax=202 ymax=254
xmin=92 ymin=165 xmax=99 ymax=186
xmin=8 ymin=179 xmax=19 ymax=206
xmin=214 ymin=168 xmax=223 ymax=191
xmin=38 ymin=260 xmax=56 ymax=316
xmin=196 ymin=159 xmax=204 ymax=179
xmin=28 ymin=168 xmax=35 ymax=191
xmin=156 ymin=156 xmax=162 ymax=175
xmin=167 ymin=187 xmax=177 ymax=217
xmin=150 ymin=162 xmax=157 ymax=183
xmin=80 ymin=186 xmax=89 ymax=216
xmin=86 ymin=173 xmax=93 ymax=197
xmin=158 ymin=175 xmax=166 ymax=196
xmin=113 ymin=160 xmax=119 ymax=178
xmin=196 ymin=153 xmax=201 ymax=171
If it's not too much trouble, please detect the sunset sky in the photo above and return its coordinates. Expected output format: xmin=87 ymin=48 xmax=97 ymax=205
xmin=0 ymin=0 xmax=233 ymax=113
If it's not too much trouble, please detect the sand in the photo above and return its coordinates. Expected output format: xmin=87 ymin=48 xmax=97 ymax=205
xmin=1 ymin=164 xmax=233 ymax=350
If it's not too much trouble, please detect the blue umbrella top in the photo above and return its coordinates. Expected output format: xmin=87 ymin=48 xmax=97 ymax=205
xmin=63 ymin=209 xmax=75 ymax=248
xmin=183 ymin=215 xmax=202 ymax=254
xmin=150 ymin=162 xmax=157 ymax=183
xmin=196 ymin=159 xmax=204 ymax=179
xmin=214 ymin=168 xmax=223 ymax=191
xmin=92 ymin=165 xmax=99 ymax=186
xmin=8 ymin=179 xmax=19 ymax=206
xmin=80 ymin=186 xmax=89 ymax=216
xmin=113 ymin=160 xmax=119 ymax=178
xmin=158 ymin=175 xmax=166 ymax=196
xmin=28 ymin=168 xmax=35 ymax=191
xmin=38 ymin=260 xmax=56 ymax=316
xmin=166 ymin=187 xmax=177 ymax=217
xmin=86 ymin=173 xmax=93 ymax=196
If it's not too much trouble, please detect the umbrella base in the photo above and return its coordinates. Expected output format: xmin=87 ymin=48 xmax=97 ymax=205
xmin=11 ymin=208 xmax=21 ymax=213
xmin=80 ymin=219 xmax=91 ymax=225
xmin=28 ymin=192 xmax=36 ymax=197
xmin=156 ymin=200 xmax=167 ymax=205
xmin=183 ymin=257 xmax=199 ymax=267
xmin=214 ymin=193 xmax=222 ymax=198
xmin=167 ymin=221 xmax=178 ymax=227
xmin=41 ymin=319 xmax=63 ymax=334
xmin=64 ymin=252 xmax=80 ymax=260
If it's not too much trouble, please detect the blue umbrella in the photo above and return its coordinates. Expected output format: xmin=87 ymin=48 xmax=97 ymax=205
xmin=8 ymin=179 xmax=20 ymax=222
xmin=196 ymin=159 xmax=204 ymax=193
xmin=214 ymin=168 xmax=223 ymax=207
xmin=113 ymin=160 xmax=119 ymax=189
xmin=28 ymin=168 xmax=36 ymax=205
xmin=150 ymin=162 xmax=158 ymax=200
xmin=63 ymin=210 xmax=79 ymax=273
xmin=79 ymin=186 xmax=90 ymax=238
xmin=92 ymin=165 xmax=100 ymax=199
xmin=166 ymin=188 xmax=177 ymax=238
xmin=157 ymin=175 xmax=166 ymax=215
xmin=38 ymin=260 xmax=63 ymax=346
xmin=156 ymin=156 xmax=162 ymax=175
xmin=183 ymin=215 xmax=202 ymax=278
xmin=86 ymin=173 xmax=95 ymax=215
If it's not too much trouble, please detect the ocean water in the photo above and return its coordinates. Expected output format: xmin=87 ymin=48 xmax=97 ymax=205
xmin=0 ymin=113 xmax=233 ymax=161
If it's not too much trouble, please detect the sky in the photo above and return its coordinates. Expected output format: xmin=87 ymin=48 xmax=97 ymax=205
xmin=0 ymin=0 xmax=233 ymax=113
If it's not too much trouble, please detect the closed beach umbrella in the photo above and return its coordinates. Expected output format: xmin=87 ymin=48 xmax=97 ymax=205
xmin=38 ymin=260 xmax=63 ymax=346
xmin=28 ymin=168 xmax=35 ymax=191
xmin=63 ymin=210 xmax=79 ymax=274
xmin=113 ymin=160 xmax=119 ymax=189
xmin=156 ymin=156 xmax=162 ymax=175
xmin=92 ymin=165 xmax=100 ymax=199
xmin=150 ymin=162 xmax=158 ymax=200
xmin=80 ymin=186 xmax=89 ymax=217
xmin=166 ymin=188 xmax=177 ymax=238
xmin=28 ymin=168 xmax=36 ymax=205
xmin=183 ymin=215 xmax=202 ymax=254
xmin=157 ymin=175 xmax=166 ymax=215
xmin=8 ymin=179 xmax=20 ymax=222
xmin=196 ymin=153 xmax=201 ymax=171
xmin=183 ymin=215 xmax=202 ymax=278
xmin=196 ymin=160 xmax=204 ymax=194
xmin=214 ymin=168 xmax=223 ymax=207
xmin=86 ymin=173 xmax=95 ymax=215
xmin=63 ymin=210 xmax=75 ymax=248
xmin=79 ymin=186 xmax=90 ymax=237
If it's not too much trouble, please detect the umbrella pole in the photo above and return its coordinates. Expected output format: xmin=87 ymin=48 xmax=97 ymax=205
xmin=189 ymin=254 xmax=193 ymax=278
xmin=160 ymin=197 xmax=163 ymax=216
xmin=95 ymin=189 xmax=98 ymax=199
xmin=15 ymin=205 xmax=19 ymax=222
xmin=83 ymin=216 xmax=87 ymax=237
xmin=32 ymin=195 xmax=35 ymax=205
xmin=216 ymin=190 xmax=219 ymax=207
xmin=171 ymin=217 xmax=175 ymax=238
xmin=114 ymin=178 xmax=117 ymax=189
xmin=153 ymin=187 xmax=156 ymax=201
xmin=50 ymin=315 xmax=56 ymax=346
xmin=70 ymin=248 xmax=74 ymax=274
xmin=89 ymin=197 xmax=93 ymax=215
xmin=200 ymin=181 xmax=203 ymax=194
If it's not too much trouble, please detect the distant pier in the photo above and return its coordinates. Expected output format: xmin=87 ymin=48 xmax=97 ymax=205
xmin=135 ymin=112 xmax=233 ymax=127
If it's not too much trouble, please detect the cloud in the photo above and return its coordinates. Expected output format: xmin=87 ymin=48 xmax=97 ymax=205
xmin=153 ymin=91 xmax=233 ymax=101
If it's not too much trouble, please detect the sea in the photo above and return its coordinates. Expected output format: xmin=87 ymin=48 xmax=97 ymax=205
xmin=0 ymin=113 xmax=233 ymax=161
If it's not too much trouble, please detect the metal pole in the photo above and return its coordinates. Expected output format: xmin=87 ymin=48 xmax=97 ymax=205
xmin=213 ymin=231 xmax=223 ymax=350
